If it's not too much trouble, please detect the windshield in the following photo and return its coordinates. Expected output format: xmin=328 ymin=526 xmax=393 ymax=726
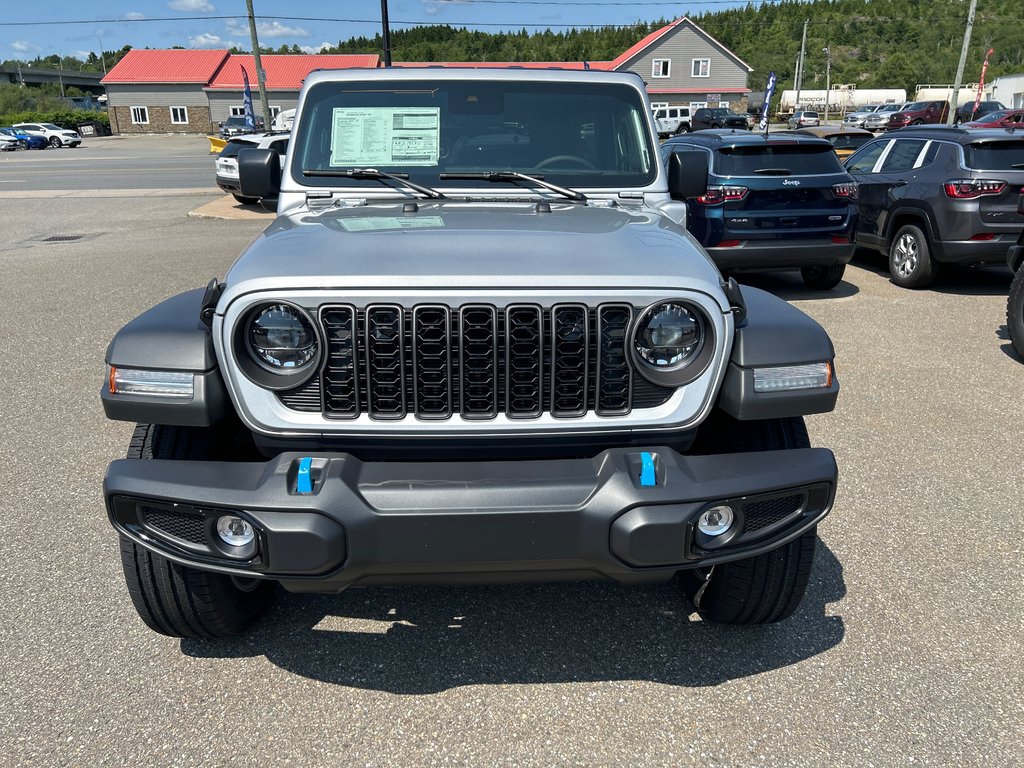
xmin=715 ymin=144 xmax=843 ymax=176
xmin=902 ymin=103 xmax=926 ymax=112
xmin=828 ymin=134 xmax=870 ymax=150
xmin=291 ymin=78 xmax=656 ymax=190
xmin=42 ymin=123 xmax=62 ymax=130
xmin=978 ymin=111 xmax=1011 ymax=121
xmin=225 ymin=117 xmax=249 ymax=126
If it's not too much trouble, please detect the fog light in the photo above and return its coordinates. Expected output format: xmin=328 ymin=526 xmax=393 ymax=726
xmin=697 ymin=505 xmax=734 ymax=536
xmin=216 ymin=515 xmax=255 ymax=547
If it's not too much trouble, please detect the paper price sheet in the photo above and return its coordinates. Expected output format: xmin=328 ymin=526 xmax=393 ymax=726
xmin=330 ymin=107 xmax=440 ymax=167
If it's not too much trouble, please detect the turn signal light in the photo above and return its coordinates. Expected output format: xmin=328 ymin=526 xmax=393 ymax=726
xmin=943 ymin=179 xmax=1007 ymax=199
xmin=753 ymin=362 xmax=833 ymax=392
xmin=108 ymin=367 xmax=194 ymax=399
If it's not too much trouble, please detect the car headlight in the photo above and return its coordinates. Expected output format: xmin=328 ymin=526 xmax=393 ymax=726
xmin=631 ymin=300 xmax=714 ymax=387
xmin=235 ymin=302 xmax=321 ymax=389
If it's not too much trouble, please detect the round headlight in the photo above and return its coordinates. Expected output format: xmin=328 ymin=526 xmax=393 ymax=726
xmin=248 ymin=303 xmax=318 ymax=371
xmin=634 ymin=302 xmax=702 ymax=368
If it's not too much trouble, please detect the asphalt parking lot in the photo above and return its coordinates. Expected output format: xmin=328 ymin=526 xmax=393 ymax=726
xmin=1 ymin=136 xmax=1022 ymax=767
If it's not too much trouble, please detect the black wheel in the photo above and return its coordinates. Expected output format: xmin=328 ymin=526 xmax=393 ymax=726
xmin=49 ymin=136 xmax=62 ymax=147
xmin=889 ymin=223 xmax=936 ymax=288
xmin=682 ymin=416 xmax=818 ymax=625
xmin=1007 ymin=266 xmax=1024 ymax=360
xmin=232 ymin=193 xmax=259 ymax=205
xmin=911 ymin=119 xmax=924 ymax=126
xmin=118 ymin=423 xmax=273 ymax=639
xmin=674 ymin=123 xmax=690 ymax=135
xmin=800 ymin=263 xmax=846 ymax=290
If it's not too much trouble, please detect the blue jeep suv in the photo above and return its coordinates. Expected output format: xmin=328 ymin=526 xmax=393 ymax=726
xmin=662 ymin=131 xmax=858 ymax=289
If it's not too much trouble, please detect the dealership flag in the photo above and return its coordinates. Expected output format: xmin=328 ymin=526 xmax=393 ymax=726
xmin=759 ymin=71 xmax=777 ymax=133
xmin=973 ymin=48 xmax=995 ymax=118
xmin=241 ymin=65 xmax=256 ymax=128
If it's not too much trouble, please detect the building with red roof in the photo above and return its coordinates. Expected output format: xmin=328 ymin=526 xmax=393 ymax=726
xmin=99 ymin=19 xmax=751 ymax=135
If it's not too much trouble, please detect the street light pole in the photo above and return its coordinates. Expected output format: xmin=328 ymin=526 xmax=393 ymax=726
xmin=823 ymin=47 xmax=832 ymax=123
xmin=57 ymin=56 xmax=65 ymax=98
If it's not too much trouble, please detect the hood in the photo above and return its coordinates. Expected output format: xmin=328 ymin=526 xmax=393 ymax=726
xmin=221 ymin=200 xmax=724 ymax=304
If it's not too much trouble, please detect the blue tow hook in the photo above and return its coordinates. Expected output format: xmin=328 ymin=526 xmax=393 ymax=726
xmin=639 ymin=452 xmax=657 ymax=487
xmin=296 ymin=457 xmax=314 ymax=494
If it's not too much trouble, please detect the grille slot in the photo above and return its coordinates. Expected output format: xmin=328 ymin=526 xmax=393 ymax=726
xmin=286 ymin=303 xmax=677 ymax=420
xmin=550 ymin=304 xmax=589 ymax=417
xmin=143 ymin=508 xmax=206 ymax=545
xmin=743 ymin=494 xmax=803 ymax=533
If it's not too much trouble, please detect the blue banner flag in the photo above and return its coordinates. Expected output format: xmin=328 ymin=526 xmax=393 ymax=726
xmin=241 ymin=65 xmax=256 ymax=129
xmin=759 ymin=71 xmax=777 ymax=133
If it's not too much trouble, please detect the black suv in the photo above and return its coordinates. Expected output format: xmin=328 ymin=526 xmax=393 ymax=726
xmin=661 ymin=131 xmax=858 ymax=289
xmin=691 ymin=107 xmax=749 ymax=131
xmin=843 ymin=126 xmax=1024 ymax=288
xmin=955 ymin=100 xmax=1007 ymax=125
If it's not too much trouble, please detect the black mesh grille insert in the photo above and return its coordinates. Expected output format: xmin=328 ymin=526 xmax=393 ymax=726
xmin=460 ymin=305 xmax=498 ymax=418
xmin=144 ymin=508 xmax=206 ymax=544
xmin=743 ymin=494 xmax=803 ymax=533
xmin=366 ymin=305 xmax=405 ymax=419
xmin=597 ymin=304 xmax=633 ymax=415
xmin=322 ymin=306 xmax=359 ymax=418
xmin=551 ymin=304 xmax=589 ymax=417
xmin=505 ymin=305 xmax=543 ymax=418
xmin=413 ymin=306 xmax=452 ymax=418
xmin=284 ymin=303 xmax=677 ymax=420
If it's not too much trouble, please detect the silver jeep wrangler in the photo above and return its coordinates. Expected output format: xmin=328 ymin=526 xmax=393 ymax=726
xmin=102 ymin=69 xmax=839 ymax=639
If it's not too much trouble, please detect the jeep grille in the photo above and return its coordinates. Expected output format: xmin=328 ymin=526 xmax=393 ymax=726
xmin=279 ymin=303 xmax=672 ymax=420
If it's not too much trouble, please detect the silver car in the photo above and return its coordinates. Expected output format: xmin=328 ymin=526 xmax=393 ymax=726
xmin=862 ymin=104 xmax=907 ymax=132
xmin=788 ymin=110 xmax=821 ymax=129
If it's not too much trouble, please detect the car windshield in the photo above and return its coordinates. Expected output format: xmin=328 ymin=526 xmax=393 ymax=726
xmin=877 ymin=105 xmax=900 ymax=113
xmin=292 ymin=78 xmax=656 ymax=189
xmin=41 ymin=123 xmax=62 ymax=130
xmin=715 ymin=144 xmax=843 ymax=176
xmin=802 ymin=112 xmax=819 ymax=118
xmin=829 ymin=134 xmax=870 ymax=150
xmin=963 ymin=141 xmax=1024 ymax=170
xmin=902 ymin=103 xmax=926 ymax=111
xmin=225 ymin=117 xmax=249 ymax=126
xmin=979 ymin=111 xmax=1011 ymax=121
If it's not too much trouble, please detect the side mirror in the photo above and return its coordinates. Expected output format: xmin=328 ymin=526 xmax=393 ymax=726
xmin=667 ymin=150 xmax=709 ymax=200
xmin=238 ymin=147 xmax=281 ymax=200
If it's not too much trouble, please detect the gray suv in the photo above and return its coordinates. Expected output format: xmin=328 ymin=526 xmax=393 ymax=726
xmin=101 ymin=68 xmax=840 ymax=639
xmin=844 ymin=126 xmax=1024 ymax=287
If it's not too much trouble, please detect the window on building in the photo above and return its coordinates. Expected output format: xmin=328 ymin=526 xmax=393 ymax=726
xmin=170 ymin=106 xmax=188 ymax=124
xmin=692 ymin=59 xmax=711 ymax=78
xmin=230 ymin=106 xmax=246 ymax=117
xmin=130 ymin=106 xmax=149 ymax=125
xmin=689 ymin=101 xmax=707 ymax=113
xmin=652 ymin=59 xmax=670 ymax=78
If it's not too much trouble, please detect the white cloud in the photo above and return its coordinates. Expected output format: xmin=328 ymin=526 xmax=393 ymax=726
xmin=225 ymin=19 xmax=309 ymax=39
xmin=72 ymin=50 xmax=92 ymax=59
xmin=11 ymin=40 xmax=41 ymax=54
xmin=125 ymin=12 xmax=146 ymax=20
xmin=189 ymin=33 xmax=239 ymax=49
xmin=168 ymin=0 xmax=215 ymax=12
xmin=299 ymin=42 xmax=333 ymax=54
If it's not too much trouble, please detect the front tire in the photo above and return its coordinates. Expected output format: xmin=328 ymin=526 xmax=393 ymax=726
xmin=801 ymin=263 xmax=846 ymax=289
xmin=682 ymin=417 xmax=818 ymax=624
xmin=49 ymin=136 xmax=62 ymax=147
xmin=118 ymin=423 xmax=273 ymax=639
xmin=1007 ymin=266 xmax=1024 ymax=360
xmin=889 ymin=223 xmax=936 ymax=288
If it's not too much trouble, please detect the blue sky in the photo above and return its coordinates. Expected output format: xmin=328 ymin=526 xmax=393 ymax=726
xmin=3 ymin=0 xmax=758 ymax=60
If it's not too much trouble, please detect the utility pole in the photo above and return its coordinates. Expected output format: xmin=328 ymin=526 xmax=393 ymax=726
xmin=96 ymin=33 xmax=107 ymax=74
xmin=245 ymin=0 xmax=273 ymax=129
xmin=794 ymin=19 xmax=808 ymax=113
xmin=380 ymin=0 xmax=393 ymax=67
xmin=56 ymin=56 xmax=65 ymax=98
xmin=823 ymin=47 xmax=832 ymax=123
xmin=948 ymin=0 xmax=978 ymax=125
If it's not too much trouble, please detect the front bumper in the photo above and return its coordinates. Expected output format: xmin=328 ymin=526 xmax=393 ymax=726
xmin=105 ymin=447 xmax=837 ymax=592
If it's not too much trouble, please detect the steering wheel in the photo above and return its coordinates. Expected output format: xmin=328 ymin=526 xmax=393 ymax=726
xmin=535 ymin=154 xmax=598 ymax=171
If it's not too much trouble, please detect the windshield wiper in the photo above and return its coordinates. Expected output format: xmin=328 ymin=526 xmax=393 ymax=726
xmin=439 ymin=171 xmax=587 ymax=202
xmin=753 ymin=168 xmax=792 ymax=176
xmin=301 ymin=168 xmax=446 ymax=199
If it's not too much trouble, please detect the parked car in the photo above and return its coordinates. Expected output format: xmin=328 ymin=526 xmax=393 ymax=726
xmin=843 ymin=126 xmax=1024 ymax=288
xmin=215 ymin=132 xmax=289 ymax=204
xmin=863 ymin=104 xmax=906 ymax=132
xmin=955 ymin=100 xmax=1007 ymax=125
xmin=691 ymin=107 xmax=748 ymax=131
xmin=661 ymin=131 xmax=858 ymax=289
xmin=100 ymin=67 xmax=841 ymax=639
xmin=842 ymin=105 xmax=881 ymax=128
xmin=794 ymin=126 xmax=873 ymax=161
xmin=962 ymin=109 xmax=1024 ymax=129
xmin=12 ymin=122 xmax=81 ymax=148
xmin=652 ymin=105 xmax=691 ymax=137
xmin=788 ymin=110 xmax=820 ymax=129
xmin=0 ymin=126 xmax=48 ymax=149
xmin=886 ymin=101 xmax=949 ymax=129
xmin=1006 ymin=191 xmax=1024 ymax=359
xmin=272 ymin=108 xmax=295 ymax=131
xmin=219 ymin=115 xmax=265 ymax=138
xmin=0 ymin=134 xmax=17 ymax=151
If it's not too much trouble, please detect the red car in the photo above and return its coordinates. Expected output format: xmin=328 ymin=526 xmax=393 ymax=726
xmin=963 ymin=109 xmax=1024 ymax=129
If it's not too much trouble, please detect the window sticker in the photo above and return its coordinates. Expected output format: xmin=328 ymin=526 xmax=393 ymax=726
xmin=330 ymin=107 xmax=440 ymax=167
xmin=337 ymin=216 xmax=444 ymax=232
